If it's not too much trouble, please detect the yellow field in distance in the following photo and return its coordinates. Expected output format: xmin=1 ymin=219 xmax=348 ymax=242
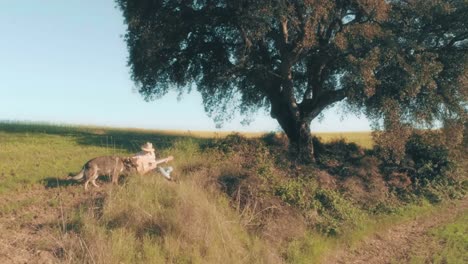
xmin=313 ymin=131 xmax=373 ymax=149
xmin=96 ymin=128 xmax=374 ymax=148
xmin=142 ymin=129 xmax=374 ymax=149
xmin=0 ymin=122 xmax=374 ymax=149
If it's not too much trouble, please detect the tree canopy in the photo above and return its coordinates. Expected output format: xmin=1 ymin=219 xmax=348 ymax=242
xmin=117 ymin=0 xmax=467 ymax=161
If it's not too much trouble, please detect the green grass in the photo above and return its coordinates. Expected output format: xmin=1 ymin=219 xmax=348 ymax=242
xmin=430 ymin=213 xmax=468 ymax=264
xmin=407 ymin=212 xmax=468 ymax=264
xmin=0 ymin=131 xmax=125 ymax=194
xmin=0 ymin=122 xmax=208 ymax=194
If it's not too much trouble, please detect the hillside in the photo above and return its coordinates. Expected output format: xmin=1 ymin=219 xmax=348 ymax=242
xmin=0 ymin=123 xmax=466 ymax=263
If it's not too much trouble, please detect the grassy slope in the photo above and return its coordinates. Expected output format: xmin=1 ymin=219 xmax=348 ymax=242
xmin=0 ymin=122 xmax=464 ymax=263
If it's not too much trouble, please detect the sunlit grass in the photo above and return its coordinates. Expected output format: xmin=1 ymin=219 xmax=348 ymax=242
xmin=0 ymin=131 xmax=130 ymax=194
xmin=314 ymin=131 xmax=373 ymax=149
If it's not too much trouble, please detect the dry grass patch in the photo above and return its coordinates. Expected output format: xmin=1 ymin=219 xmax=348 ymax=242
xmin=67 ymin=174 xmax=277 ymax=264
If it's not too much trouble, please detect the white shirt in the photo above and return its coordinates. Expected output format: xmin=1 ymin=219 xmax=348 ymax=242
xmin=132 ymin=151 xmax=156 ymax=174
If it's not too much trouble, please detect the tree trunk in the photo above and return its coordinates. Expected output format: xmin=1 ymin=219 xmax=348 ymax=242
xmin=284 ymin=119 xmax=315 ymax=163
xmin=272 ymin=103 xmax=315 ymax=163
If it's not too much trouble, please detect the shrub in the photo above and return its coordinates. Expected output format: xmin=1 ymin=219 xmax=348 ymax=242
xmin=316 ymin=139 xmax=365 ymax=166
xmin=317 ymin=139 xmax=364 ymax=162
xmin=405 ymin=133 xmax=453 ymax=183
xmin=210 ymin=133 xmax=271 ymax=170
xmin=376 ymin=131 xmax=465 ymax=203
xmin=372 ymin=125 xmax=412 ymax=165
xmin=262 ymin=132 xmax=289 ymax=148
xmin=314 ymin=189 xmax=365 ymax=236
xmin=274 ymin=179 xmax=318 ymax=211
xmin=387 ymin=172 xmax=412 ymax=189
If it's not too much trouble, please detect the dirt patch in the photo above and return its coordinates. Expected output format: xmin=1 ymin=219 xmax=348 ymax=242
xmin=0 ymin=184 xmax=108 ymax=263
xmin=325 ymin=197 xmax=468 ymax=264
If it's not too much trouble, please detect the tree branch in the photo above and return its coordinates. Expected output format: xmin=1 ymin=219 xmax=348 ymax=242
xmin=299 ymin=88 xmax=347 ymax=120
xmin=443 ymin=32 xmax=468 ymax=49
xmin=414 ymin=32 xmax=468 ymax=54
xmin=324 ymin=18 xmax=343 ymax=43
xmin=280 ymin=17 xmax=289 ymax=44
xmin=288 ymin=2 xmax=309 ymax=62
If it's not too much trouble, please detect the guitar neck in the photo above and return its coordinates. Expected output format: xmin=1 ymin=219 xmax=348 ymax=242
xmin=155 ymin=157 xmax=170 ymax=165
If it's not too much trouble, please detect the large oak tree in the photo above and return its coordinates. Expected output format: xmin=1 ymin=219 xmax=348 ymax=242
xmin=116 ymin=0 xmax=467 ymax=162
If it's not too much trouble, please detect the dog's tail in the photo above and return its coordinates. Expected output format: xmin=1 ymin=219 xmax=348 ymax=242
xmin=69 ymin=169 xmax=85 ymax=181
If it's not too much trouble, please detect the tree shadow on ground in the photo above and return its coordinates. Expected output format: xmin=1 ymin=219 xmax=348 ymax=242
xmin=0 ymin=122 xmax=210 ymax=153
xmin=73 ymin=131 xmax=190 ymax=153
xmin=42 ymin=174 xmax=136 ymax=189
xmin=42 ymin=177 xmax=80 ymax=188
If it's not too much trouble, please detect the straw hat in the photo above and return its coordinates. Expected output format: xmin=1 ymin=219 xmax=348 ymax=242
xmin=141 ymin=142 xmax=155 ymax=152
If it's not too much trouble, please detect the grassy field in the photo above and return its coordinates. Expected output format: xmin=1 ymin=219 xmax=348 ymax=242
xmin=0 ymin=122 xmax=464 ymax=263
xmin=0 ymin=122 xmax=372 ymax=193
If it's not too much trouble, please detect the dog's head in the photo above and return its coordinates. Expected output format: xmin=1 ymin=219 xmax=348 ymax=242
xmin=122 ymin=157 xmax=138 ymax=171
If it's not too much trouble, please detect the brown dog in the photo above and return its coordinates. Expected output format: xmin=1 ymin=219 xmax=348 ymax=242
xmin=69 ymin=156 xmax=136 ymax=190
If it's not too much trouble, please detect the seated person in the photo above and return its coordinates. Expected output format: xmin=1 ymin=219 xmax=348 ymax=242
xmin=132 ymin=142 xmax=174 ymax=180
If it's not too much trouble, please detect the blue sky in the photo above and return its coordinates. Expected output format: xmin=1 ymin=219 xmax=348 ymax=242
xmin=0 ymin=0 xmax=370 ymax=132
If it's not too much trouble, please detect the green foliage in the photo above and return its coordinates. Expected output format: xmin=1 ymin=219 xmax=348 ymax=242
xmin=315 ymin=138 xmax=367 ymax=175
xmin=405 ymin=134 xmax=453 ymax=183
xmin=417 ymin=179 xmax=466 ymax=204
xmin=274 ymin=179 xmax=318 ymax=211
xmin=314 ymin=189 xmax=365 ymax=236
xmin=272 ymin=177 xmax=366 ymax=237
xmin=117 ymin=0 xmax=466 ymax=157
xmin=167 ymin=138 xmax=202 ymax=166
xmin=212 ymin=133 xmax=272 ymax=171
xmin=212 ymin=133 xmax=249 ymax=152
xmin=376 ymin=131 xmax=466 ymax=203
